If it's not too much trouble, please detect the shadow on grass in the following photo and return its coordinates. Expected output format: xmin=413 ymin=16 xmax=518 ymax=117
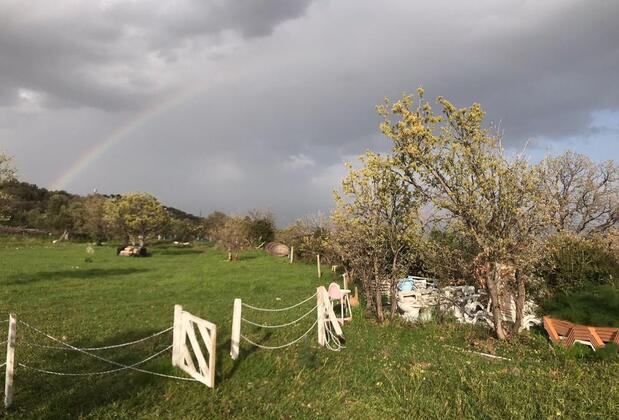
xmin=9 ymin=328 xmax=176 ymax=418
xmin=156 ymin=249 xmax=204 ymax=256
xmin=4 ymin=268 xmax=151 ymax=285
xmin=238 ymin=254 xmax=259 ymax=261
xmin=219 ymin=332 xmax=270 ymax=381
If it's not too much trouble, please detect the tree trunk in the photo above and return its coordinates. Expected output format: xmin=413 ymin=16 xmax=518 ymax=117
xmin=362 ymin=274 xmax=375 ymax=314
xmin=373 ymin=256 xmax=384 ymax=323
xmin=389 ymin=252 xmax=400 ymax=319
xmin=390 ymin=279 xmax=398 ymax=319
xmin=513 ymin=269 xmax=526 ymax=334
xmin=486 ymin=263 xmax=507 ymax=340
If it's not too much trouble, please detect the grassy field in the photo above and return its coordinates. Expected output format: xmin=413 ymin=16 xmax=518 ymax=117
xmin=1 ymin=237 xmax=618 ymax=419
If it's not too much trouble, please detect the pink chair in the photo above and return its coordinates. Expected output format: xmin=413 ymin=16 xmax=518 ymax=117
xmin=328 ymin=282 xmax=352 ymax=324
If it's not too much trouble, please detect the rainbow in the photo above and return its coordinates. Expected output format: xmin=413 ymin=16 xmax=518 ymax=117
xmin=49 ymin=87 xmax=201 ymax=191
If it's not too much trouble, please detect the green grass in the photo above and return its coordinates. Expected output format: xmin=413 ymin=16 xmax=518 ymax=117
xmin=1 ymin=237 xmax=618 ymax=419
xmin=542 ymin=284 xmax=619 ymax=327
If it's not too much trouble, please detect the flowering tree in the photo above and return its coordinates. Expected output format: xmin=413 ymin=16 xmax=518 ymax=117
xmin=377 ymin=89 xmax=550 ymax=338
xmin=332 ymin=151 xmax=421 ymax=322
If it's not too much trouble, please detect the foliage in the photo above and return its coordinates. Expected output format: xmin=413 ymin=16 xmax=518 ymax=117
xmin=332 ymin=151 xmax=421 ymax=322
xmin=244 ymin=209 xmax=276 ymax=245
xmin=71 ymin=194 xmax=110 ymax=244
xmin=377 ymin=89 xmax=551 ymax=338
xmin=103 ymin=193 xmax=170 ymax=245
xmin=537 ymin=233 xmax=619 ymax=295
xmin=202 ymin=211 xmax=229 ymax=240
xmin=169 ymin=218 xmax=200 ymax=242
xmin=277 ymin=213 xmax=333 ymax=263
xmin=542 ymin=284 xmax=619 ymax=327
xmin=0 ymin=150 xmax=16 ymax=218
xmin=423 ymin=224 xmax=479 ymax=286
xmin=537 ymin=151 xmax=618 ymax=235
xmin=211 ymin=216 xmax=250 ymax=260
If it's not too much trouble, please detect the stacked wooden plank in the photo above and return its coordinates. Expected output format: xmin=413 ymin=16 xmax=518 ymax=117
xmin=543 ymin=316 xmax=619 ymax=350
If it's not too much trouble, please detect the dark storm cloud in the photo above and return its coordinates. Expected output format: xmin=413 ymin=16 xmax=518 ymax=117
xmin=0 ymin=0 xmax=316 ymax=109
xmin=1 ymin=0 xmax=618 ymax=224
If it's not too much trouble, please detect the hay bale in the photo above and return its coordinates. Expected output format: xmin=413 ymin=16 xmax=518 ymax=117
xmin=264 ymin=242 xmax=289 ymax=257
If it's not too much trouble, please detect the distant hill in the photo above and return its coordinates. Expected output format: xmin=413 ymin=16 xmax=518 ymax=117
xmin=0 ymin=180 xmax=200 ymax=233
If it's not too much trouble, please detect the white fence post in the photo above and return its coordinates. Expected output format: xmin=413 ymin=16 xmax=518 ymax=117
xmin=172 ymin=305 xmax=183 ymax=367
xmin=4 ymin=313 xmax=16 ymax=409
xmin=230 ymin=299 xmax=242 ymax=360
xmin=289 ymin=246 xmax=294 ymax=264
xmin=316 ymin=254 xmax=321 ymax=278
xmin=317 ymin=287 xmax=325 ymax=346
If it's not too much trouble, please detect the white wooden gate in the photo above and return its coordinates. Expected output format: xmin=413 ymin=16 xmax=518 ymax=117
xmin=172 ymin=305 xmax=217 ymax=388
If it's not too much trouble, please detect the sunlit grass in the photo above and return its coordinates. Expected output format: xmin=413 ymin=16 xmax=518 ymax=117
xmin=0 ymin=237 xmax=617 ymax=418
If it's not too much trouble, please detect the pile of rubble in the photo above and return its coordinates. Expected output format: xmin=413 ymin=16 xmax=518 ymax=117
xmin=396 ymin=276 xmax=540 ymax=331
xmin=116 ymin=245 xmax=149 ymax=257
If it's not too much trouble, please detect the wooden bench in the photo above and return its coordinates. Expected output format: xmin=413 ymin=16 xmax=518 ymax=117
xmin=543 ymin=316 xmax=619 ymax=350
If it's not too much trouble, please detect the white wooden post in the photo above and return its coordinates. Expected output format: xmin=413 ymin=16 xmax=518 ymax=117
xmin=207 ymin=325 xmax=216 ymax=388
xmin=343 ymin=272 xmax=349 ymax=290
xmin=230 ymin=298 xmax=242 ymax=360
xmin=316 ymin=254 xmax=321 ymax=278
xmin=289 ymin=246 xmax=294 ymax=264
xmin=4 ymin=313 xmax=16 ymax=409
xmin=172 ymin=305 xmax=183 ymax=367
xmin=317 ymin=287 xmax=325 ymax=346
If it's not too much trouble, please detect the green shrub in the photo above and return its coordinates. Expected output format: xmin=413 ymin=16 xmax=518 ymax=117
xmin=537 ymin=233 xmax=619 ymax=295
xmin=542 ymin=284 xmax=619 ymax=327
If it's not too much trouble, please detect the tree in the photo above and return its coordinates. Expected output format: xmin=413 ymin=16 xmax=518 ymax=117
xmin=46 ymin=193 xmax=74 ymax=231
xmin=245 ymin=209 xmax=276 ymax=246
xmin=73 ymin=194 xmax=109 ymax=244
xmin=378 ymin=89 xmax=550 ymax=338
xmin=537 ymin=151 xmax=618 ymax=235
xmin=169 ymin=218 xmax=200 ymax=242
xmin=104 ymin=193 xmax=170 ymax=245
xmin=0 ymin=151 xmax=16 ymax=219
xmin=212 ymin=216 xmax=250 ymax=260
xmin=278 ymin=213 xmax=332 ymax=263
xmin=332 ymin=151 xmax=421 ymax=322
xmin=202 ymin=211 xmax=229 ymax=240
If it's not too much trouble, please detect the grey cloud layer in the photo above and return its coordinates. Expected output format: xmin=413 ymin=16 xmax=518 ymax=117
xmin=1 ymin=0 xmax=618 ymax=224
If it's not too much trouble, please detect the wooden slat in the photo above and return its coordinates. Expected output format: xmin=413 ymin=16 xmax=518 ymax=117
xmin=183 ymin=312 xmax=217 ymax=331
xmin=564 ymin=327 xmax=576 ymax=347
xmin=181 ymin=345 xmax=196 ymax=372
xmin=184 ymin=320 xmax=208 ymax=376
xmin=587 ymin=327 xmax=605 ymax=349
xmin=196 ymin=322 xmax=213 ymax=351
xmin=543 ymin=317 xmax=561 ymax=343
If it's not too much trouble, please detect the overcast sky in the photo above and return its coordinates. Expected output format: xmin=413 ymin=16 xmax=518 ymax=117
xmin=1 ymin=0 xmax=618 ymax=225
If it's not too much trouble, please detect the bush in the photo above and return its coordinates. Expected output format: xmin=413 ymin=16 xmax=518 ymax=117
xmin=537 ymin=233 xmax=619 ymax=295
xmin=542 ymin=284 xmax=619 ymax=327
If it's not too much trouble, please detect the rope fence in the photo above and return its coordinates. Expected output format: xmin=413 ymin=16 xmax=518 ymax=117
xmin=20 ymin=326 xmax=173 ymax=351
xmin=18 ymin=345 xmax=173 ymax=377
xmin=241 ymin=304 xmax=318 ymax=329
xmin=16 ymin=319 xmax=197 ymax=382
xmin=241 ymin=292 xmax=317 ymax=312
xmin=241 ymin=320 xmax=318 ymax=350
xmin=324 ymin=322 xmax=345 ymax=352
